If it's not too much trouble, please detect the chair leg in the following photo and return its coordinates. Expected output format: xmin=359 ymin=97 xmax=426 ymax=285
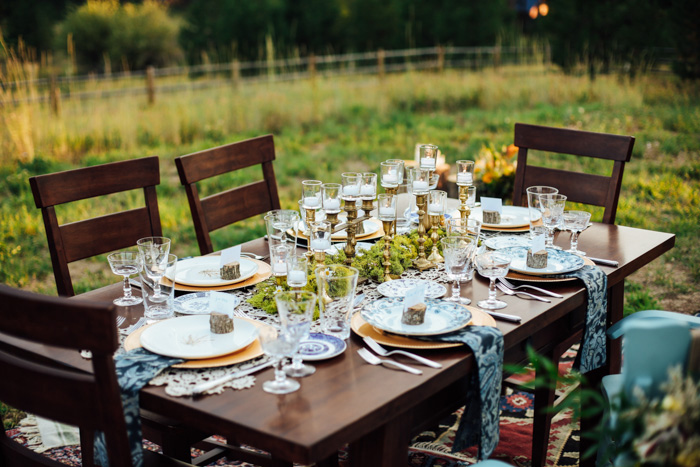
xmin=79 ymin=429 xmax=95 ymax=467
xmin=532 ymin=382 xmax=557 ymax=467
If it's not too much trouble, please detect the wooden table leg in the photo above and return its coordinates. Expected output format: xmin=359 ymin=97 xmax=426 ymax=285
xmin=348 ymin=411 xmax=412 ymax=467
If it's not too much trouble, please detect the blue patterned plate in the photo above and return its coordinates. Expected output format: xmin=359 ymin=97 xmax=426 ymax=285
xmin=298 ymin=333 xmax=346 ymax=361
xmin=484 ymin=235 xmax=531 ymax=250
xmin=500 ymin=246 xmax=585 ymax=276
xmin=174 ymin=292 xmax=241 ymax=315
xmin=376 ymin=279 xmax=447 ymax=299
xmin=361 ymin=298 xmax=471 ymax=336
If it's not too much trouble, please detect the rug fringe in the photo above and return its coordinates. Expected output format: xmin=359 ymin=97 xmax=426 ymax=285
xmin=17 ymin=415 xmax=51 ymax=453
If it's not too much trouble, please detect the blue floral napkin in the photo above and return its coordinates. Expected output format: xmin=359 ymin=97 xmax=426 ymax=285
xmin=420 ymin=325 xmax=504 ymax=460
xmin=94 ymin=348 xmax=184 ymax=467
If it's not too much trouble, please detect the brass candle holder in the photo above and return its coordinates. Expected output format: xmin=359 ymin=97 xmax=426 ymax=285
xmin=427 ymin=214 xmax=444 ymax=263
xmin=381 ymin=220 xmax=394 ymax=282
xmin=304 ymin=207 xmax=317 ymax=261
xmin=458 ymin=185 xmax=471 ymax=223
xmin=383 ymin=185 xmax=398 ymax=237
xmin=314 ymin=250 xmax=326 ymax=270
xmin=325 ymin=211 xmax=341 ymax=232
xmin=341 ymin=201 xmax=359 ymax=265
xmin=413 ymin=192 xmax=434 ymax=270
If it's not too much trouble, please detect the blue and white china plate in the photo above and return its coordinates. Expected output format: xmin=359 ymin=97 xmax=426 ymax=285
xmin=470 ymin=206 xmax=538 ymax=228
xmin=174 ymin=292 xmax=241 ymax=315
xmin=298 ymin=333 xmax=347 ymax=361
xmin=484 ymin=235 xmax=531 ymax=250
xmin=361 ymin=298 xmax=472 ymax=336
xmin=140 ymin=315 xmax=258 ymax=359
xmin=500 ymin=246 xmax=585 ymax=276
xmin=173 ymin=256 xmax=258 ymax=287
xmin=376 ymin=279 xmax=447 ymax=299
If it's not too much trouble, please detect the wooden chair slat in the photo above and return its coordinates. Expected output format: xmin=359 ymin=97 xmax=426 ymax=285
xmin=519 ymin=166 xmax=612 ymax=207
xmin=201 ymin=181 xmax=276 ymax=232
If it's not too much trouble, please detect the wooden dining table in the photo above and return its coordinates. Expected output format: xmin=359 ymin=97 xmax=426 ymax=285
xmin=14 ymin=222 xmax=674 ymax=467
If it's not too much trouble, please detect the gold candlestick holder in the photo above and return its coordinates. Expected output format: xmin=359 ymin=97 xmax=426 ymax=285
xmin=325 ymin=211 xmax=341 ymax=232
xmin=383 ymin=186 xmax=398 ymax=236
xmin=458 ymin=185 xmax=472 ymax=223
xmin=304 ymin=208 xmax=317 ymax=261
xmin=381 ymin=219 xmax=395 ymax=282
xmin=413 ymin=193 xmax=435 ymax=271
xmin=342 ymin=202 xmax=359 ymax=265
xmin=313 ymin=250 xmax=326 ymax=270
xmin=421 ymin=171 xmax=436 ymax=232
xmin=427 ymin=214 xmax=444 ymax=264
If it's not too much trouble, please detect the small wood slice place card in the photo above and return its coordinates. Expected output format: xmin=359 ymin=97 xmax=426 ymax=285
xmin=402 ymin=283 xmax=427 ymax=325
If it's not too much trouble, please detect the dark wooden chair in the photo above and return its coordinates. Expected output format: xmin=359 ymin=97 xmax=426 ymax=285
xmin=512 ymin=122 xmax=635 ymax=224
xmin=0 ymin=284 xmax=194 ymax=467
xmin=29 ymin=157 xmax=163 ymax=297
xmin=175 ymin=135 xmax=281 ymax=255
xmin=510 ymin=123 xmax=635 ymax=467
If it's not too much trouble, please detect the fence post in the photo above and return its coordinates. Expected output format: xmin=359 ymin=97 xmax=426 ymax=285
xmin=231 ymin=59 xmax=240 ymax=89
xmin=437 ymin=46 xmax=445 ymax=73
xmin=146 ymin=66 xmax=155 ymax=105
xmin=493 ymin=45 xmax=501 ymax=69
xmin=377 ymin=49 xmax=386 ymax=80
xmin=49 ymin=74 xmax=61 ymax=117
xmin=309 ymin=54 xmax=317 ymax=82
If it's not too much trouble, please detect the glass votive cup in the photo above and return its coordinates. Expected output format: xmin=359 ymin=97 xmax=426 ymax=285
xmin=463 ymin=185 xmax=477 ymax=207
xmin=286 ymin=255 xmax=309 ymax=288
xmin=377 ymin=193 xmax=397 ymax=221
xmin=270 ymin=243 xmax=294 ymax=277
xmin=322 ymin=183 xmax=342 ymax=214
xmin=408 ymin=167 xmax=431 ymax=195
xmin=380 ymin=161 xmax=401 ymax=188
xmin=309 ymin=220 xmax=332 ymax=252
xmin=360 ymin=172 xmax=377 ymax=200
xmin=418 ymin=144 xmax=438 ymax=170
xmin=455 ymin=160 xmax=475 ymax=186
xmin=386 ymin=159 xmax=405 ymax=184
xmin=427 ymin=190 xmax=447 ymax=216
xmin=341 ymin=172 xmax=362 ymax=201
xmin=301 ymin=180 xmax=323 ymax=210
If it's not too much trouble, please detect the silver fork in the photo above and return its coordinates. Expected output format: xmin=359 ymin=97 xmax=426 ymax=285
xmin=124 ymin=317 xmax=147 ymax=335
xmin=496 ymin=282 xmax=551 ymax=303
xmin=240 ymin=252 xmax=269 ymax=261
xmin=357 ymin=348 xmax=422 ymax=375
xmin=116 ymin=315 xmax=126 ymax=327
xmin=498 ymin=277 xmax=563 ymax=298
xmin=363 ymin=336 xmax=442 ymax=368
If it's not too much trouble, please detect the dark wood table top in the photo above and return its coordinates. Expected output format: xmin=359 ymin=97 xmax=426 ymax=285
xmin=16 ymin=222 xmax=675 ymax=465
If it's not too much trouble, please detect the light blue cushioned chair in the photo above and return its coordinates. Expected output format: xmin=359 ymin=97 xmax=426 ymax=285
xmin=597 ymin=310 xmax=700 ymax=466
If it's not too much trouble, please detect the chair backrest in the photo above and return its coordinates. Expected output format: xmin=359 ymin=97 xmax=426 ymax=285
xmin=512 ymin=123 xmax=635 ymax=224
xmin=29 ymin=157 xmax=163 ymax=296
xmin=0 ymin=284 xmax=133 ymax=467
xmin=175 ymin=135 xmax=280 ymax=255
xmin=619 ymin=318 xmax=691 ymax=399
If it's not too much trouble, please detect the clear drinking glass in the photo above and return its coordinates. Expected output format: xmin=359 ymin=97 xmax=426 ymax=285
xmin=475 ymin=251 xmax=512 ymax=310
xmin=276 ymin=291 xmax=317 ymax=378
xmin=540 ymin=194 xmax=567 ymax=249
xmin=140 ymin=254 xmax=177 ymax=321
xmin=258 ymin=325 xmax=300 ymax=394
xmin=563 ymin=210 xmax=592 ymax=255
xmin=107 ymin=251 xmax=143 ymax=306
xmin=265 ymin=209 xmax=299 ymax=256
xmin=440 ymin=236 xmax=476 ymax=305
xmin=315 ymin=264 xmax=359 ymax=340
xmin=136 ymin=236 xmax=171 ymax=302
xmin=446 ymin=218 xmax=482 ymax=243
xmin=286 ymin=255 xmax=309 ymax=288
xmin=526 ymin=186 xmax=559 ymax=239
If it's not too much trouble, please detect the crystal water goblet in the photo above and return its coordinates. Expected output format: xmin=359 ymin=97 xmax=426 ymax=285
xmin=440 ymin=236 xmax=476 ymax=305
xmin=136 ymin=236 xmax=171 ymax=302
xmin=539 ymin=194 xmax=567 ymax=249
xmin=258 ymin=325 xmax=300 ymax=394
xmin=475 ymin=251 xmax=512 ymax=310
xmin=276 ymin=291 xmax=317 ymax=378
xmin=563 ymin=210 xmax=592 ymax=255
xmin=526 ymin=186 xmax=558 ymax=239
xmin=107 ymin=251 xmax=143 ymax=306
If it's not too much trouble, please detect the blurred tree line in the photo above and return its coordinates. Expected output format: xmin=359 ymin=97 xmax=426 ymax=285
xmin=0 ymin=0 xmax=697 ymax=79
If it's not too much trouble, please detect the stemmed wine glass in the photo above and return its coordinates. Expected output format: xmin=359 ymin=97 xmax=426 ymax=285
xmin=107 ymin=251 xmax=143 ymax=306
xmin=475 ymin=251 xmax=512 ymax=310
xmin=539 ymin=194 xmax=567 ymax=249
xmin=137 ymin=237 xmax=171 ymax=303
xmin=258 ymin=325 xmax=301 ymax=394
xmin=276 ymin=291 xmax=317 ymax=378
xmin=440 ymin=236 xmax=476 ymax=305
xmin=563 ymin=210 xmax=592 ymax=255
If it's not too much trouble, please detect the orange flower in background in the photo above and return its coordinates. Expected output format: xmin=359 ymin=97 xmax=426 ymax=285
xmin=506 ymin=144 xmax=519 ymax=158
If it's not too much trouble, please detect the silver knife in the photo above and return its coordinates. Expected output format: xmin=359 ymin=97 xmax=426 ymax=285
xmin=190 ymin=360 xmax=274 ymax=395
xmin=588 ymin=257 xmax=619 ymax=267
xmin=483 ymin=310 xmax=522 ymax=323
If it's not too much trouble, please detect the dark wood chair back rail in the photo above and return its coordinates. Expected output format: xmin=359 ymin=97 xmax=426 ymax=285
xmin=175 ymin=134 xmax=281 ymax=255
xmin=29 ymin=156 xmax=163 ymax=297
xmin=511 ymin=123 xmax=635 ymax=225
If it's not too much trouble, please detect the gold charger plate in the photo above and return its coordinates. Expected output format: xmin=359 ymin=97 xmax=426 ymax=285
xmin=124 ymin=316 xmax=269 ymax=368
xmin=167 ymin=258 xmax=271 ymax=292
xmin=481 ymin=225 xmax=530 ymax=233
xmin=506 ymin=256 xmax=595 ymax=283
xmin=351 ymin=306 xmax=497 ymax=349
xmin=293 ymin=218 xmax=385 ymax=242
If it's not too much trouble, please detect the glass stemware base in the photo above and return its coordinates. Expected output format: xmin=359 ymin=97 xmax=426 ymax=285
xmin=477 ymin=296 xmax=508 ymax=310
xmin=445 ymin=278 xmax=471 ymax=305
xmin=263 ymin=369 xmax=301 ymax=394
xmin=114 ymin=289 xmax=142 ymax=307
xmin=284 ymin=358 xmax=316 ymax=377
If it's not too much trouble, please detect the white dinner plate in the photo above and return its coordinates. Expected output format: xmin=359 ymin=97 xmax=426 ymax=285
xmin=470 ymin=206 xmax=539 ymax=228
xmin=295 ymin=219 xmax=380 ymax=240
xmin=500 ymin=246 xmax=585 ymax=276
xmin=361 ymin=298 xmax=472 ymax=336
xmin=298 ymin=333 xmax=347 ymax=361
xmin=173 ymin=256 xmax=258 ymax=287
xmin=140 ymin=315 xmax=258 ymax=359
xmin=376 ymin=279 xmax=447 ymax=299
xmin=327 ymin=242 xmax=374 ymax=255
xmin=484 ymin=235 xmax=531 ymax=250
xmin=174 ymin=292 xmax=241 ymax=315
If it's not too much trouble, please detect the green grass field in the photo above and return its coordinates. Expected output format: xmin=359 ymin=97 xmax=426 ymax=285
xmin=2 ymin=64 xmax=699 ymax=314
